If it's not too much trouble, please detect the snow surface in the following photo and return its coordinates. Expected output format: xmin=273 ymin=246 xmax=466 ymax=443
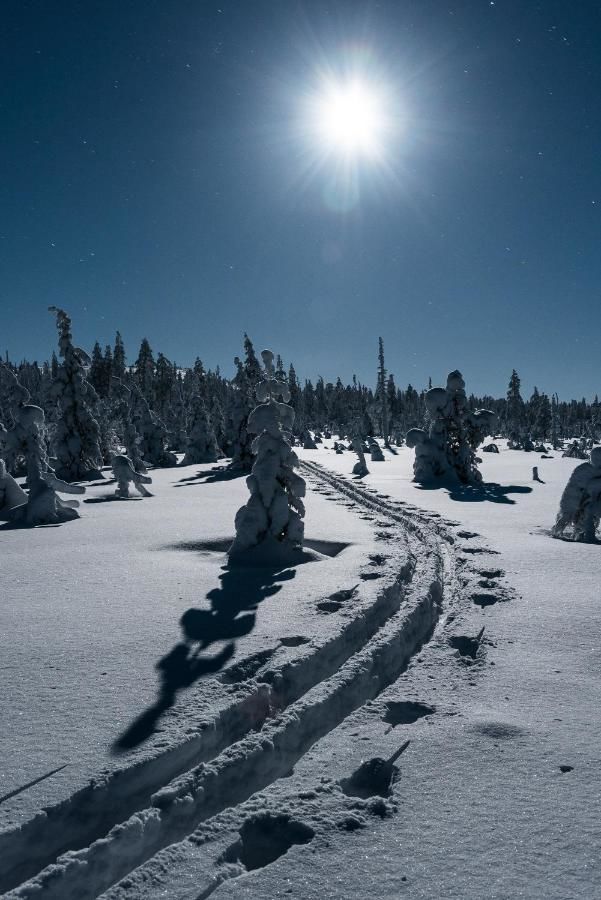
xmin=1 ymin=444 xmax=600 ymax=898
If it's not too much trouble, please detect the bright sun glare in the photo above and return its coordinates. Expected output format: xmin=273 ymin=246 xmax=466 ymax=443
xmin=313 ymin=80 xmax=386 ymax=157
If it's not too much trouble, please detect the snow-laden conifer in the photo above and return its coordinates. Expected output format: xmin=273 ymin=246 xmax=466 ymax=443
xmin=112 ymin=454 xmax=153 ymax=498
xmin=0 ymin=372 xmax=85 ymax=524
xmin=407 ymin=371 xmax=495 ymax=484
xmin=131 ymin=389 xmax=177 ymax=468
xmin=552 ymin=448 xmax=601 ymax=542
xmin=225 ymin=358 xmax=255 ymax=470
xmin=48 ymin=307 xmax=103 ymax=481
xmin=182 ymin=394 xmax=220 ymax=465
xmin=229 ymin=349 xmax=306 ymax=563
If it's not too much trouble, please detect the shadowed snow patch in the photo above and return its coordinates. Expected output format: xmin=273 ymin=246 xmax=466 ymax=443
xmin=220 ymin=813 xmax=315 ymax=871
xmin=383 ymin=701 xmax=435 ymax=726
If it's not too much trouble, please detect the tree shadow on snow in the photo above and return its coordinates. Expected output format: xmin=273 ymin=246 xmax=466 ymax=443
xmin=84 ymin=495 xmax=145 ymax=504
xmin=417 ymin=481 xmax=533 ymax=505
xmin=174 ymin=465 xmax=247 ymax=487
xmin=112 ymin=563 xmax=296 ymax=753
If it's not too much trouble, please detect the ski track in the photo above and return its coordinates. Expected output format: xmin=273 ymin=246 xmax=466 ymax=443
xmin=3 ymin=461 xmax=508 ymax=900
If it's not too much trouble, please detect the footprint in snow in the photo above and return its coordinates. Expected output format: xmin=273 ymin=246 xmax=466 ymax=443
xmin=317 ymin=600 xmax=343 ymax=613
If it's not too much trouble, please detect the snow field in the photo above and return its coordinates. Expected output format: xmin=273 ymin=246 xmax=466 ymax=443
xmin=2 ymin=443 xmax=600 ymax=898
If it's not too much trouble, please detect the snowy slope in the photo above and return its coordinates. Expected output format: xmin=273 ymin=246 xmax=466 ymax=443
xmin=2 ymin=446 xmax=600 ymax=898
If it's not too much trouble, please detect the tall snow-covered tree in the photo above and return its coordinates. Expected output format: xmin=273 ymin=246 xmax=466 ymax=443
xmin=182 ymin=394 xmax=220 ymax=465
xmin=113 ymin=331 xmax=126 ymax=380
xmin=506 ymin=370 xmax=525 ymax=446
xmin=135 ymin=338 xmax=155 ymax=400
xmin=229 ymin=349 xmax=306 ymax=563
xmin=243 ymin=333 xmax=262 ymax=384
xmin=48 ymin=307 xmax=103 ymax=481
xmin=224 ymin=358 xmax=255 ymax=470
xmin=376 ymin=337 xmax=390 ymax=447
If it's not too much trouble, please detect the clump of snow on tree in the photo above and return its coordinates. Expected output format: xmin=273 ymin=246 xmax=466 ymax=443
xmin=552 ymin=447 xmax=601 ymax=543
xmin=112 ymin=454 xmax=153 ymax=498
xmin=48 ymin=307 xmax=103 ymax=481
xmin=229 ymin=349 xmax=306 ymax=564
xmin=407 ymin=371 xmax=496 ymax=484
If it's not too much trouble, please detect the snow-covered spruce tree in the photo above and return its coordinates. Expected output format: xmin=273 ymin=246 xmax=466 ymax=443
xmin=376 ymin=337 xmax=390 ymax=447
xmin=48 ymin=307 xmax=103 ymax=481
xmin=123 ymin=412 xmax=146 ymax=473
xmin=3 ymin=400 xmax=85 ymax=525
xmin=552 ymin=448 xmax=601 ymax=542
xmin=182 ymin=394 xmax=220 ymax=465
xmin=130 ymin=389 xmax=177 ymax=468
xmin=506 ymin=369 xmax=525 ymax=448
xmin=224 ymin=358 xmax=255 ymax=470
xmin=112 ymin=454 xmax=153 ymax=498
xmin=407 ymin=371 xmax=496 ymax=485
xmin=229 ymin=349 xmax=306 ymax=564
xmin=210 ymin=396 xmax=227 ymax=454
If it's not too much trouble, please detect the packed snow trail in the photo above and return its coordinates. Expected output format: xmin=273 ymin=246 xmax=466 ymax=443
xmin=0 ymin=462 xmax=493 ymax=900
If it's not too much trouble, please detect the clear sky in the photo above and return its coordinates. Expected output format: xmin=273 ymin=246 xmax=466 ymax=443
xmin=2 ymin=0 xmax=600 ymax=399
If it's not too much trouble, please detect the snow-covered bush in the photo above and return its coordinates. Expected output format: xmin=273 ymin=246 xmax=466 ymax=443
xmin=352 ymin=434 xmax=370 ymax=477
xmin=229 ymin=349 xmax=306 ymax=563
xmin=482 ymin=443 xmax=500 ymax=453
xmin=563 ymin=440 xmax=588 ymax=460
xmin=112 ymin=454 xmax=153 ymax=498
xmin=369 ymin=438 xmax=384 ymax=461
xmin=302 ymin=429 xmax=317 ymax=450
xmin=48 ymin=307 xmax=103 ymax=481
xmin=552 ymin=448 xmax=601 ymax=542
xmin=182 ymin=394 xmax=220 ymax=465
xmin=407 ymin=371 xmax=496 ymax=484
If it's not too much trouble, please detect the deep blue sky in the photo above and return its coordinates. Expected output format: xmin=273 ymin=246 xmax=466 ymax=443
xmin=2 ymin=0 xmax=600 ymax=398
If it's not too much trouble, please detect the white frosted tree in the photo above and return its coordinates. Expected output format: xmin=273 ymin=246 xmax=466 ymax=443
xmin=4 ymin=402 xmax=85 ymax=525
xmin=407 ymin=371 xmax=496 ymax=485
xmin=552 ymin=448 xmax=601 ymax=542
xmin=229 ymin=349 xmax=306 ymax=563
xmin=182 ymin=394 xmax=220 ymax=465
xmin=48 ymin=307 xmax=103 ymax=481
xmin=112 ymin=454 xmax=153 ymax=498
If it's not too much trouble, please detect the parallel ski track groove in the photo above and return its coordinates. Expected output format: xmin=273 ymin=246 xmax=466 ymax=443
xmin=5 ymin=462 xmax=461 ymax=900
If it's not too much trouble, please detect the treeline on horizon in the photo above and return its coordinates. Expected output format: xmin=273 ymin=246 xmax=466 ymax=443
xmin=2 ymin=328 xmax=600 ymax=446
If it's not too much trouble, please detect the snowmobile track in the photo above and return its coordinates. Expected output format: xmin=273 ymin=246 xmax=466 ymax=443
xmin=3 ymin=462 xmax=468 ymax=900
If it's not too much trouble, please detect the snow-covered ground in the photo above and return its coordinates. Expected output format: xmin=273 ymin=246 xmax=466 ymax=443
xmin=1 ymin=444 xmax=600 ymax=898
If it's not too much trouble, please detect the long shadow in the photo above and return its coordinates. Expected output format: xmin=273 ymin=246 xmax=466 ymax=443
xmin=113 ymin=563 xmax=296 ymax=752
xmin=417 ymin=481 xmax=533 ymax=505
xmin=175 ymin=465 xmax=247 ymax=487
xmin=84 ymin=495 xmax=144 ymax=504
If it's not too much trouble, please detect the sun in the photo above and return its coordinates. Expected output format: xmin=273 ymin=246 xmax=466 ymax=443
xmin=312 ymin=79 xmax=387 ymax=158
